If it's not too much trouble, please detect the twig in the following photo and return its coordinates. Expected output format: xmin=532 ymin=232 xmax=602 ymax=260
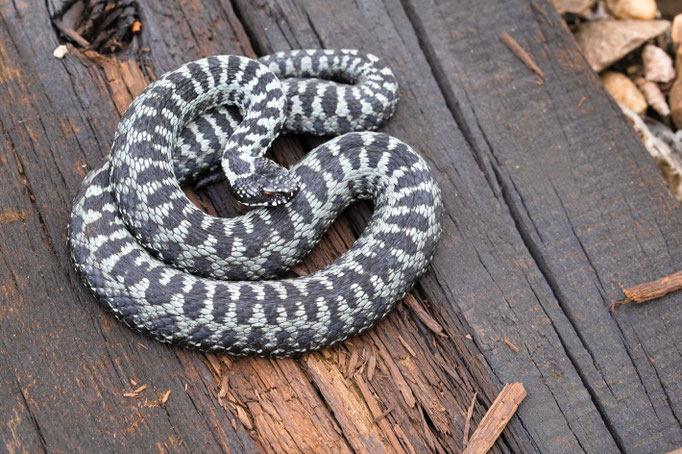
xmin=463 ymin=383 xmax=526 ymax=454
xmin=53 ymin=19 xmax=91 ymax=48
xmin=612 ymin=270 xmax=682 ymax=311
xmin=499 ymin=32 xmax=545 ymax=82
xmin=463 ymin=391 xmax=478 ymax=450
xmin=403 ymin=294 xmax=447 ymax=337
xmin=503 ymin=337 xmax=520 ymax=353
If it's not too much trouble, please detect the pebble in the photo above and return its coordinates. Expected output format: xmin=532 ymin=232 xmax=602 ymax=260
xmin=642 ymin=44 xmax=676 ymax=83
xmin=601 ymin=71 xmax=648 ymax=115
xmin=670 ymin=69 xmax=682 ymax=128
xmin=53 ymin=44 xmax=68 ymax=59
xmin=672 ymin=14 xmax=682 ymax=50
xmin=574 ymin=19 xmax=670 ymax=72
xmin=549 ymin=0 xmax=596 ymax=15
xmin=605 ymin=0 xmax=657 ymax=20
xmin=636 ymin=78 xmax=670 ymax=116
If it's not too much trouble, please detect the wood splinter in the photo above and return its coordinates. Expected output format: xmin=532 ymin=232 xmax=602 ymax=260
xmin=612 ymin=270 xmax=682 ymax=311
xmin=463 ymin=382 xmax=526 ymax=454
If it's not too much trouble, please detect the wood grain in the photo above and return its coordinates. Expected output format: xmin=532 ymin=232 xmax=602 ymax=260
xmin=0 ymin=0 xmax=679 ymax=452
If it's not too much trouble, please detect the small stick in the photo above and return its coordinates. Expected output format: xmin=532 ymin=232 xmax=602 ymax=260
xmin=463 ymin=391 xmax=478 ymax=450
xmin=53 ymin=19 xmax=91 ymax=48
xmin=612 ymin=270 xmax=682 ymax=311
xmin=463 ymin=383 xmax=526 ymax=454
xmin=499 ymin=32 xmax=545 ymax=81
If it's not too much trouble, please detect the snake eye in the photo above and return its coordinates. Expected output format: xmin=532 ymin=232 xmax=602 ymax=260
xmin=264 ymin=191 xmax=273 ymax=196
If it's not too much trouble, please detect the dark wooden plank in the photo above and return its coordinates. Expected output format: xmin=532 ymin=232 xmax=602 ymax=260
xmin=231 ymin=1 xmax=682 ymax=452
xmin=0 ymin=1 xmax=258 ymax=452
xmin=0 ymin=0 xmax=525 ymax=452
xmin=399 ymin=0 xmax=682 ymax=452
xmin=230 ymin=1 xmax=629 ymax=453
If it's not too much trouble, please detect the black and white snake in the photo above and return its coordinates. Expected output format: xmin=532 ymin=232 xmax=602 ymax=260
xmin=69 ymin=49 xmax=442 ymax=356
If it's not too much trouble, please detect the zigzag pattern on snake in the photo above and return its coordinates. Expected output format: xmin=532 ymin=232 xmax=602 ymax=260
xmin=69 ymin=49 xmax=442 ymax=357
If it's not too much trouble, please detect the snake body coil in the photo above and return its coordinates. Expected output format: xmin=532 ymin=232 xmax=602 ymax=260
xmin=69 ymin=50 xmax=442 ymax=357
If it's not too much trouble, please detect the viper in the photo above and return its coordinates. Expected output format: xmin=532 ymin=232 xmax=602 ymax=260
xmin=69 ymin=50 xmax=442 ymax=356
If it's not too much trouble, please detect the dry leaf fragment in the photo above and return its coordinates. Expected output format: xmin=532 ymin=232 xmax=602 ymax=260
xmin=131 ymin=21 xmax=142 ymax=33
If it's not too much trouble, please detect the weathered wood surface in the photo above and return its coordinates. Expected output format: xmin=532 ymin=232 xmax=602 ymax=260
xmin=0 ymin=0 xmax=680 ymax=453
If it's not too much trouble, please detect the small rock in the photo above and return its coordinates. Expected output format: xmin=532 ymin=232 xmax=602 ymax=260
xmin=574 ymin=19 xmax=671 ymax=72
xmin=549 ymin=0 xmax=596 ymax=15
xmin=672 ymin=14 xmax=682 ymax=50
xmin=622 ymin=106 xmax=682 ymax=201
xmin=642 ymin=44 xmax=675 ymax=83
xmin=670 ymin=76 xmax=682 ymax=129
xmin=636 ymin=78 xmax=670 ymax=116
xmin=53 ymin=44 xmax=68 ymax=59
xmin=670 ymin=44 xmax=682 ymax=129
xmin=601 ymin=71 xmax=647 ymax=115
xmin=605 ymin=0 xmax=657 ymax=20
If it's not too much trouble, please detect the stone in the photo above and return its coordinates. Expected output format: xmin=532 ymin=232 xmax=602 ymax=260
xmin=549 ymin=0 xmax=596 ymax=15
xmin=636 ymin=78 xmax=670 ymax=116
xmin=600 ymin=71 xmax=647 ymax=115
xmin=605 ymin=0 xmax=657 ymax=20
xmin=672 ymin=14 xmax=682 ymax=50
xmin=670 ymin=73 xmax=682 ymax=129
xmin=574 ymin=19 xmax=671 ymax=72
xmin=53 ymin=45 xmax=68 ymax=59
xmin=642 ymin=44 xmax=675 ymax=83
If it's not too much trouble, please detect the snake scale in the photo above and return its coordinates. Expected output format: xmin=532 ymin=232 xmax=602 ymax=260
xmin=69 ymin=49 xmax=442 ymax=357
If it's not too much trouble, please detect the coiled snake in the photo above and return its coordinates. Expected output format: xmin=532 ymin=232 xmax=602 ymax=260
xmin=69 ymin=49 xmax=442 ymax=356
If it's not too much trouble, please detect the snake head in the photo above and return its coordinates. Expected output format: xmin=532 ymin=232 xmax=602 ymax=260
xmin=232 ymin=158 xmax=299 ymax=207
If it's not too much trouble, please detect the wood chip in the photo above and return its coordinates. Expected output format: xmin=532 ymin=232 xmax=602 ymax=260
xmin=403 ymin=294 xmax=447 ymax=337
xmin=133 ymin=385 xmax=147 ymax=394
xmin=123 ymin=392 xmax=138 ymax=398
xmin=503 ymin=337 xmax=520 ymax=353
xmin=398 ymin=335 xmax=417 ymax=357
xmin=578 ymin=96 xmax=586 ymax=108
xmin=347 ymin=349 xmax=360 ymax=378
xmin=499 ymin=32 xmax=545 ymax=81
xmin=367 ymin=354 xmax=377 ymax=381
xmin=420 ymin=406 xmax=436 ymax=451
xmin=463 ymin=383 xmax=526 ymax=454
xmin=131 ymin=21 xmax=142 ymax=33
xmin=613 ymin=270 xmax=682 ymax=310
xmin=463 ymin=392 xmax=478 ymax=449
xmin=373 ymin=405 xmax=395 ymax=422
xmin=235 ymin=405 xmax=253 ymax=430
xmin=218 ymin=375 xmax=229 ymax=398
xmin=130 ymin=379 xmax=137 ymax=387
xmin=160 ymin=389 xmax=171 ymax=405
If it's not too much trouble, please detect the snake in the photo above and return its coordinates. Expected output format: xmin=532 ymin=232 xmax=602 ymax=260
xmin=69 ymin=50 xmax=442 ymax=357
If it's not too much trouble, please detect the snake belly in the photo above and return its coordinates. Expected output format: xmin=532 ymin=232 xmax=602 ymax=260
xmin=70 ymin=132 xmax=441 ymax=356
xmin=110 ymin=50 xmax=400 ymax=280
